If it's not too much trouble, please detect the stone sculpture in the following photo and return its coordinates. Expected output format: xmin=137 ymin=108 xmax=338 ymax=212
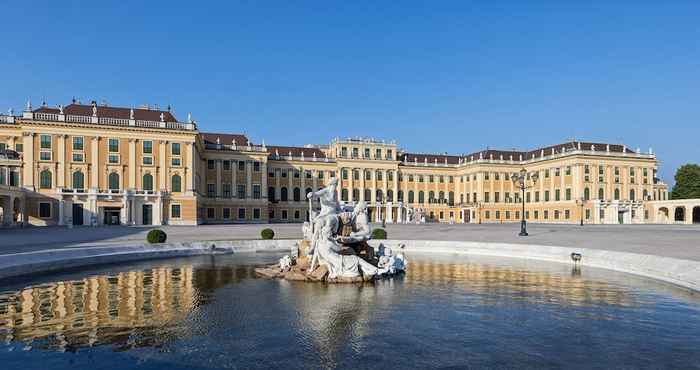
xmin=256 ymin=179 xmax=406 ymax=283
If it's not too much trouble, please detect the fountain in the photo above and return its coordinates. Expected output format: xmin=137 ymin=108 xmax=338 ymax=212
xmin=255 ymin=178 xmax=406 ymax=283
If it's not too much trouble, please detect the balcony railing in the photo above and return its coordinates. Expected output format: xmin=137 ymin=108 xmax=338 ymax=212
xmin=22 ymin=112 xmax=196 ymax=131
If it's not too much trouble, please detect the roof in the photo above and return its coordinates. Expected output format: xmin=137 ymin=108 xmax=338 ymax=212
xmin=34 ymin=103 xmax=178 ymax=122
xmin=200 ymin=132 xmax=251 ymax=146
xmin=268 ymin=145 xmax=326 ymax=159
xmin=399 ymin=153 xmax=461 ymax=165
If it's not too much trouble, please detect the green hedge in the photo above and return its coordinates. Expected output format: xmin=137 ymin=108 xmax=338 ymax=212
xmin=147 ymin=229 xmax=167 ymax=244
xmin=371 ymin=228 xmax=387 ymax=240
xmin=261 ymin=228 xmax=275 ymax=240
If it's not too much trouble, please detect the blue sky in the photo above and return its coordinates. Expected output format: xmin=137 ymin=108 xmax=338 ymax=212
xmin=2 ymin=1 xmax=698 ymax=184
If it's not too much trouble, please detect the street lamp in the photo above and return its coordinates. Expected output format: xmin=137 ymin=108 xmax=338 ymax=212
xmin=511 ymin=168 xmax=538 ymax=236
xmin=576 ymin=198 xmax=586 ymax=226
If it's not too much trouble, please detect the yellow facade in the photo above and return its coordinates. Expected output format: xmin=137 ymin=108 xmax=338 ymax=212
xmin=0 ymin=101 xmax=674 ymax=227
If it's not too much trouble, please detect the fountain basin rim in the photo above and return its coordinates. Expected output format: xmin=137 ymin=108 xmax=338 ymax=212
xmin=0 ymin=239 xmax=697 ymax=292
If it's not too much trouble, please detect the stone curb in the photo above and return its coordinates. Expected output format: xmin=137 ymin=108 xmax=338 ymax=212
xmin=1 ymin=239 xmax=699 ymax=293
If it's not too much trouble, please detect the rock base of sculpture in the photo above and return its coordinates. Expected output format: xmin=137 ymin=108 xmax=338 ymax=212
xmin=255 ymin=240 xmax=390 ymax=283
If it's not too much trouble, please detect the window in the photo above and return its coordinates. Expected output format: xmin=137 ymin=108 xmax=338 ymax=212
xmin=535 ymin=191 xmax=540 ymax=202
xmin=555 ymin=168 xmax=560 ymax=177
xmin=534 ymin=211 xmax=539 ymax=219
xmin=388 ymin=171 xmax=394 ymax=181
xmin=599 ymin=188 xmax=604 ymax=200
xmin=281 ymin=170 xmax=287 ymax=178
xmin=484 ymin=192 xmax=490 ymax=203
xmin=253 ymin=161 xmax=260 ymax=172
xmin=281 ymin=187 xmax=288 ymax=201
xmin=544 ymin=190 xmax=550 ymax=202
xmin=171 ymin=204 xmax=181 ymax=218
xmin=40 ymin=170 xmax=52 ymax=189
xmin=565 ymin=210 xmax=570 ymax=219
xmin=418 ymin=191 xmax=425 ymax=204
xmin=143 ymin=156 xmax=153 ymax=165
xmin=108 ymin=154 xmax=119 ymax=164
xmin=207 ymin=208 xmax=215 ymax=219
xmin=171 ymin=143 xmax=181 ymax=156
xmin=341 ymin=147 xmax=347 ymax=157
xmin=108 ymin=138 xmax=119 ymax=152
xmin=352 ymin=147 xmax=358 ymax=158
xmin=143 ymin=174 xmax=153 ymax=191
xmin=565 ymin=166 xmax=571 ymax=176
xmin=171 ymin=175 xmax=182 ymax=192
xmin=565 ymin=188 xmax=571 ymax=201
xmin=364 ymin=148 xmax=370 ymax=158
xmin=494 ymin=192 xmax=500 ymax=203
xmin=342 ymin=169 xmax=348 ymax=180
xmin=207 ymin=184 xmax=216 ymax=197
xmin=282 ymin=210 xmax=288 ymax=219
xmin=306 ymin=171 xmax=312 ymax=179
xmin=223 ymin=208 xmax=231 ymax=220
xmin=544 ymin=210 xmax=549 ymax=219
xmin=545 ymin=169 xmax=550 ymax=178
xmin=555 ymin=189 xmax=560 ymax=201
xmin=253 ymin=184 xmax=261 ymax=199
xmin=143 ymin=140 xmax=153 ymax=154
xmin=208 ymin=160 xmax=215 ymax=170
xmin=73 ymin=136 xmax=84 ymax=151
xmin=294 ymin=210 xmax=300 ymax=219
xmin=614 ymin=188 xmax=620 ymax=200
xmin=40 ymin=135 xmax=52 ymax=149
xmin=171 ymin=158 xmax=181 ymax=166
xmin=319 ymin=171 xmax=324 ymax=179
xmin=386 ymin=149 xmax=393 ymax=160
xmin=376 ymin=171 xmax=383 ymax=181
xmin=238 ymin=161 xmax=245 ymax=171
xmin=39 ymin=202 xmax=51 ymax=218
xmin=238 ymin=208 xmax=246 ymax=219
xmin=223 ymin=183 xmax=232 ymax=198
xmin=108 ymin=173 xmax=120 ymax=191
xmin=223 ymin=160 xmax=231 ymax=171
xmin=375 ymin=148 xmax=381 ymax=159
xmin=253 ymin=208 xmax=260 ymax=220
xmin=72 ymin=153 xmax=84 ymax=162
xmin=584 ymin=187 xmax=590 ymax=200
xmin=554 ymin=210 xmax=560 ymax=219
xmin=630 ymin=189 xmax=635 ymax=201
xmin=237 ymin=184 xmax=246 ymax=199
xmin=73 ymin=171 xmax=84 ymax=190
xmin=14 ymin=143 xmax=23 ymax=152
xmin=586 ymin=209 xmax=591 ymax=220
xmin=341 ymin=189 xmax=348 ymax=202
xmin=408 ymin=190 xmax=415 ymax=203
xmin=294 ymin=170 xmax=300 ymax=178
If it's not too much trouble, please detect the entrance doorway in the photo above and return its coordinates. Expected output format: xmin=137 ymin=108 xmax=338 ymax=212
xmin=618 ymin=211 xmax=625 ymax=224
xmin=693 ymin=207 xmax=700 ymax=224
xmin=72 ymin=204 xmax=83 ymax=226
xmin=142 ymin=204 xmax=152 ymax=226
xmin=103 ymin=207 xmax=121 ymax=225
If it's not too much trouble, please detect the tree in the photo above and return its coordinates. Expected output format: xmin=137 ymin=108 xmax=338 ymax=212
xmin=671 ymin=164 xmax=700 ymax=199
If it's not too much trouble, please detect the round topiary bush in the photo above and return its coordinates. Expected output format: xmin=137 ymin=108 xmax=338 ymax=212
xmin=261 ymin=228 xmax=275 ymax=240
xmin=147 ymin=229 xmax=167 ymax=244
xmin=371 ymin=228 xmax=387 ymax=240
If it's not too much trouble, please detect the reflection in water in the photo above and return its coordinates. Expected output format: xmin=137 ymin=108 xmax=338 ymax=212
xmin=0 ymin=253 xmax=698 ymax=370
xmin=0 ymin=263 xmax=258 ymax=352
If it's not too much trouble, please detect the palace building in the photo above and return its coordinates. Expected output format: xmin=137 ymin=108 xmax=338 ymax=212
xmin=2 ymin=99 xmax=693 ymax=228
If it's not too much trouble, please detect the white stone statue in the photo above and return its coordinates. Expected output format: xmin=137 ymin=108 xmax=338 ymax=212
xmin=316 ymin=225 xmax=380 ymax=279
xmin=336 ymin=201 xmax=370 ymax=244
xmin=279 ymin=255 xmax=292 ymax=271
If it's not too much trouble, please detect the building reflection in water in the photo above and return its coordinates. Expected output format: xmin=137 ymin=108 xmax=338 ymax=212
xmin=0 ymin=256 xmax=637 ymax=356
xmin=0 ymin=263 xmax=258 ymax=352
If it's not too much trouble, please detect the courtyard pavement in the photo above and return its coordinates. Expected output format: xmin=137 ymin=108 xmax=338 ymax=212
xmin=1 ymin=223 xmax=699 ymax=261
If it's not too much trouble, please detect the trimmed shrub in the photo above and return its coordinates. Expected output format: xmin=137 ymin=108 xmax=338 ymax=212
xmin=371 ymin=228 xmax=387 ymax=240
xmin=147 ymin=229 xmax=167 ymax=244
xmin=261 ymin=228 xmax=275 ymax=240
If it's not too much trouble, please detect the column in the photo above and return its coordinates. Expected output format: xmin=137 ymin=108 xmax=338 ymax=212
xmin=185 ymin=143 xmax=194 ymax=193
xmin=216 ymin=159 xmax=222 ymax=197
xmin=91 ymin=137 xmax=100 ymax=190
xmin=261 ymin=161 xmax=268 ymax=199
xmin=22 ymin=133 xmax=34 ymax=189
xmin=159 ymin=141 xmax=167 ymax=191
xmin=382 ymin=170 xmax=388 ymax=203
xmin=392 ymin=170 xmax=398 ymax=203
xmin=58 ymin=199 xmax=65 ymax=226
xmin=57 ymin=135 xmax=66 ymax=188
xmin=128 ymin=139 xmax=136 ymax=189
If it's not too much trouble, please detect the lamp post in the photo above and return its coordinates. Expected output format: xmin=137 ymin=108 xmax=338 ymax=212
xmin=576 ymin=198 xmax=586 ymax=226
xmin=511 ymin=168 xmax=538 ymax=236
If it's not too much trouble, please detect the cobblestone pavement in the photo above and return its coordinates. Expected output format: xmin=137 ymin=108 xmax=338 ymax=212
xmin=1 ymin=223 xmax=699 ymax=260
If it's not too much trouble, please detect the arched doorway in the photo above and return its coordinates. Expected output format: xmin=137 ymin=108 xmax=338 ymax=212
xmin=693 ymin=206 xmax=700 ymax=224
xmin=674 ymin=207 xmax=686 ymax=222
xmin=658 ymin=207 xmax=669 ymax=223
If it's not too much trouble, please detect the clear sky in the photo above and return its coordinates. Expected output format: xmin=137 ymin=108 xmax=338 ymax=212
xmin=2 ymin=1 xmax=698 ymax=184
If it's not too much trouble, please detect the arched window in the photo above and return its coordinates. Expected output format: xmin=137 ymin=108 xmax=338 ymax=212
xmin=387 ymin=189 xmax=394 ymax=202
xmin=72 ymin=171 xmax=84 ymax=190
xmin=281 ymin=187 xmax=288 ymax=201
xmin=614 ymin=188 xmax=620 ymax=200
xmin=643 ymin=189 xmax=648 ymax=200
xmin=398 ymin=190 xmax=404 ymax=202
xmin=428 ymin=191 xmax=435 ymax=204
xmin=293 ymin=187 xmax=301 ymax=202
xmin=341 ymin=188 xmax=348 ymax=202
xmin=376 ymin=190 xmax=383 ymax=202
xmin=439 ymin=191 xmax=445 ymax=203
xmin=39 ymin=170 xmax=52 ymax=189
xmin=143 ymin=173 xmax=153 ymax=191
xmin=630 ymin=189 xmax=635 ymax=201
xmin=418 ymin=191 xmax=425 ymax=204
xmin=598 ymin=188 xmax=604 ymax=200
xmin=108 ymin=172 xmax=120 ymax=191
xmin=584 ymin=187 xmax=590 ymax=201
xmin=268 ymin=186 xmax=276 ymax=201
xmin=352 ymin=189 xmax=359 ymax=201
xmin=448 ymin=191 xmax=455 ymax=206
xmin=171 ymin=174 xmax=182 ymax=192
xmin=408 ymin=190 xmax=414 ymax=203
xmin=364 ymin=189 xmax=371 ymax=202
